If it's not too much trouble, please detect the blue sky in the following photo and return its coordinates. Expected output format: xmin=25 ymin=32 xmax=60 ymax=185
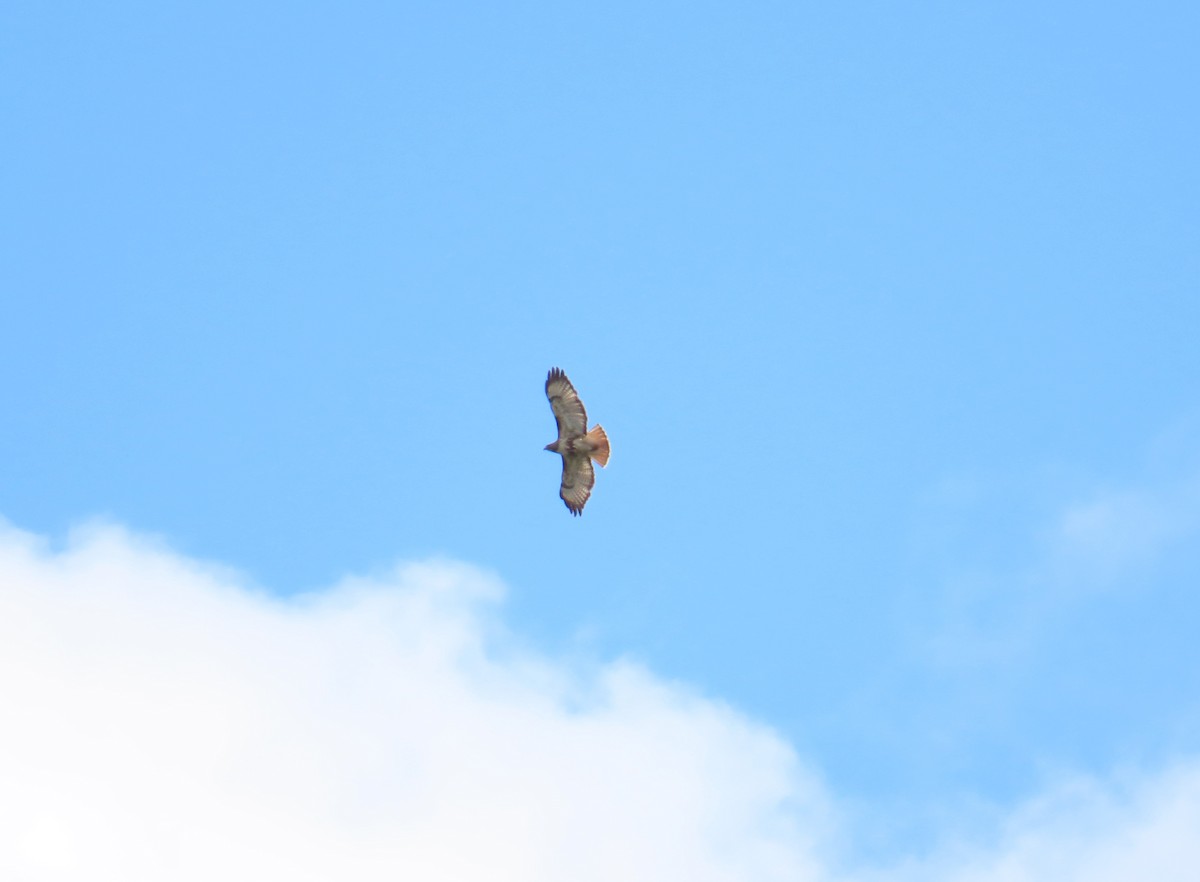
xmin=4 ymin=1 xmax=1199 ymax=875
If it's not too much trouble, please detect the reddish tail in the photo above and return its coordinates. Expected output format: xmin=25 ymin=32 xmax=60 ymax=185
xmin=586 ymin=425 xmax=610 ymax=468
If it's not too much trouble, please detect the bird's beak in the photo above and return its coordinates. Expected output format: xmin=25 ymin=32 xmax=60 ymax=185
xmin=543 ymin=443 xmax=555 ymax=452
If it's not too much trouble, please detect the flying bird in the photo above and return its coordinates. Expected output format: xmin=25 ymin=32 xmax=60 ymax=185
xmin=544 ymin=367 xmax=610 ymax=515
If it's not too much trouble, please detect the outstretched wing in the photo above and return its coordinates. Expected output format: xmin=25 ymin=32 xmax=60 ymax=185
xmin=559 ymin=453 xmax=595 ymax=516
xmin=546 ymin=367 xmax=587 ymax=439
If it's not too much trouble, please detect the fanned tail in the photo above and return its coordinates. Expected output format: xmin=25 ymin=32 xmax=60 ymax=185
xmin=586 ymin=424 xmax=610 ymax=468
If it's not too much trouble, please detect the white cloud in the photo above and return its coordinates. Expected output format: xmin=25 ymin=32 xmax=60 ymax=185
xmin=1047 ymin=469 xmax=1200 ymax=586
xmin=0 ymin=521 xmax=832 ymax=882
xmin=919 ymin=459 xmax=1200 ymax=668
xmin=2 ymin=518 xmax=1198 ymax=882
xmin=897 ymin=763 xmax=1200 ymax=882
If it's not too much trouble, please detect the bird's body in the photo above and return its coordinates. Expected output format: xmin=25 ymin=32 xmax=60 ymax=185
xmin=544 ymin=367 xmax=609 ymax=515
xmin=543 ymin=434 xmax=605 ymax=459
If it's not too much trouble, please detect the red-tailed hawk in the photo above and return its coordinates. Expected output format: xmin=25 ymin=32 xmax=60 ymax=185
xmin=544 ymin=367 xmax=610 ymax=515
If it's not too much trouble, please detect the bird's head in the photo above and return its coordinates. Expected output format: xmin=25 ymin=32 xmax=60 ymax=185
xmin=544 ymin=441 xmax=560 ymax=453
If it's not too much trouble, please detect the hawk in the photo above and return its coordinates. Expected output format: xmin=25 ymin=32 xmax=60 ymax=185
xmin=544 ymin=367 xmax=610 ymax=515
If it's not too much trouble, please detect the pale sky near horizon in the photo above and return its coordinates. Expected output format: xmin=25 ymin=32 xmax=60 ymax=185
xmin=4 ymin=2 xmax=1199 ymax=875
